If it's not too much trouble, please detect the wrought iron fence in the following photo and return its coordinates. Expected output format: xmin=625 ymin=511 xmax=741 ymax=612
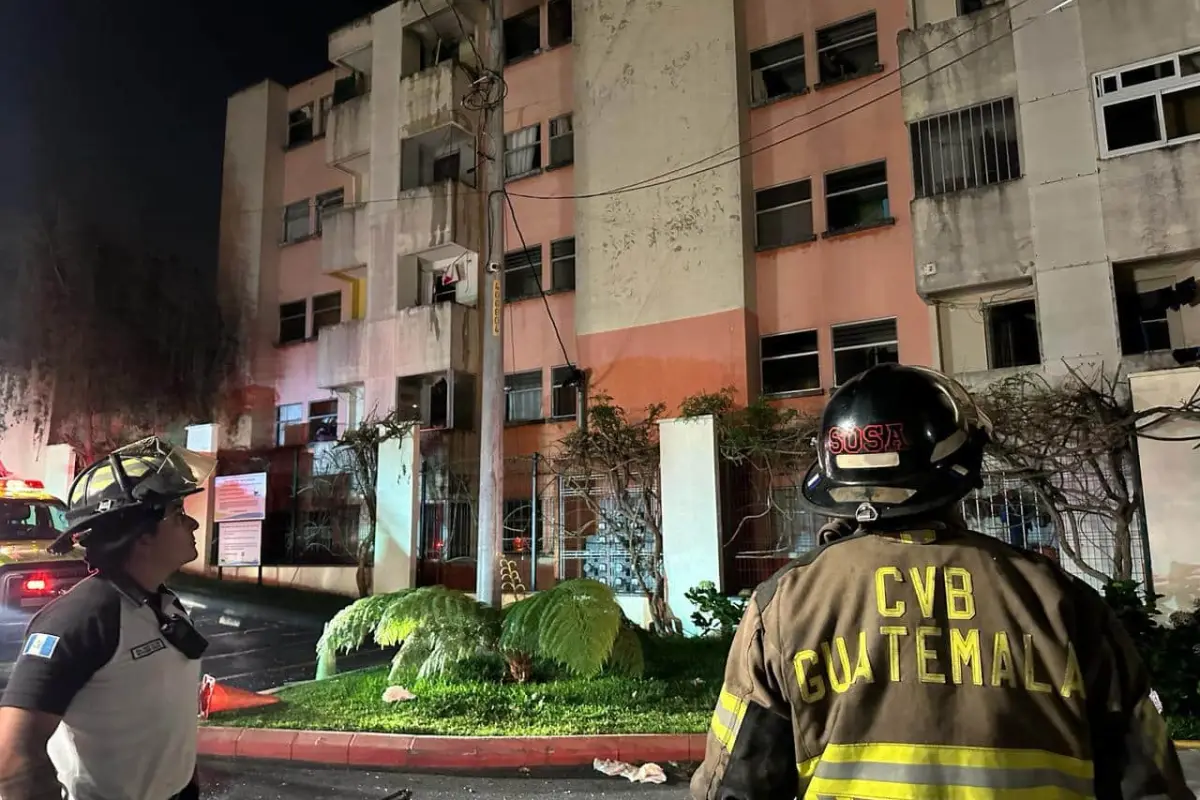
xmin=416 ymin=453 xmax=479 ymax=591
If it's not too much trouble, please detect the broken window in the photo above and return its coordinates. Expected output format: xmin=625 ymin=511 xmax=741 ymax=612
xmin=910 ymin=98 xmax=1021 ymax=197
xmin=282 ymin=200 xmax=311 ymax=243
xmin=986 ymin=300 xmax=1041 ymax=369
xmin=308 ymin=399 xmax=339 ymax=443
xmin=831 ymin=318 xmax=898 ymax=385
xmin=816 ymin=13 xmax=879 ymax=86
xmin=504 ymin=8 xmax=541 ymax=63
xmin=396 ymin=372 xmax=471 ymax=430
xmin=312 ymin=291 xmax=342 ymax=335
xmin=433 ymin=151 xmax=461 ymax=183
xmin=505 ymin=124 xmax=542 ymax=179
xmin=761 ymin=329 xmax=820 ymax=395
xmin=550 ymin=237 xmax=575 ymax=291
xmin=314 ymin=188 xmax=344 ymax=235
xmin=750 ymin=36 xmax=807 ymax=105
xmin=279 ymin=300 xmax=307 ymax=344
xmin=504 ymin=246 xmax=543 ymax=301
xmin=549 ymin=115 xmax=574 ymax=168
xmin=505 ymin=370 xmax=543 ymax=422
xmin=287 ymin=104 xmax=314 ymax=148
xmin=550 ymin=365 xmax=579 ymax=419
xmin=1096 ymin=48 xmax=1200 ymax=156
xmin=755 ymin=178 xmax=813 ymax=249
xmin=548 ymin=0 xmax=572 ymax=48
xmin=1114 ymin=266 xmax=1196 ymax=354
xmin=432 ymin=268 xmax=458 ymax=304
xmin=824 ymin=160 xmax=890 ymax=233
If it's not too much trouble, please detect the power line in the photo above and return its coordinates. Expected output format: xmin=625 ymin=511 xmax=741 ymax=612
xmin=503 ymin=189 xmax=573 ymax=368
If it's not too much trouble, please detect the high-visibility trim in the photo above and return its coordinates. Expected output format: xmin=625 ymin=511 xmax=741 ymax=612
xmin=1134 ymin=693 xmax=1169 ymax=769
xmin=799 ymin=743 xmax=1095 ymax=800
xmin=709 ymin=686 xmax=748 ymax=752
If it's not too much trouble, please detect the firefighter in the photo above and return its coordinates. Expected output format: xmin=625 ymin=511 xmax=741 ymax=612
xmin=0 ymin=437 xmax=213 ymax=800
xmin=690 ymin=363 xmax=1194 ymax=800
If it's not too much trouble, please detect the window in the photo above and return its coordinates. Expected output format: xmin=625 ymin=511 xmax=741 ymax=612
xmin=504 ymin=8 xmax=541 ymax=63
xmin=433 ymin=151 xmax=461 ymax=182
xmin=1137 ymin=292 xmax=1174 ymax=352
xmin=276 ymin=404 xmax=304 ymax=446
xmin=816 ymin=13 xmax=879 ymax=86
xmin=910 ymin=98 xmax=1021 ymax=198
xmin=761 ymin=330 xmax=820 ymax=395
xmin=548 ymin=0 xmax=572 ymax=48
xmin=318 ymin=95 xmax=333 ymax=134
xmin=750 ymin=36 xmax=807 ymax=105
xmin=312 ymin=291 xmax=342 ymax=334
xmin=503 ymin=499 xmax=535 ymax=553
xmin=287 ymin=104 xmax=315 ymax=148
xmin=986 ymin=300 xmax=1041 ymax=369
xmin=308 ymin=399 xmax=338 ymax=443
xmin=550 ymin=237 xmax=575 ymax=291
xmin=1095 ymin=48 xmax=1200 ymax=157
xmin=831 ymin=318 xmax=898 ymax=385
xmin=333 ymin=72 xmax=368 ymax=106
xmin=505 ymin=124 xmax=542 ymax=178
xmin=279 ymin=300 xmax=307 ymax=344
xmin=1114 ymin=267 xmax=1191 ymax=355
xmin=755 ymin=179 xmax=813 ymax=249
xmin=398 ymin=372 xmax=471 ymax=430
xmin=283 ymin=200 xmax=311 ymax=243
xmin=432 ymin=270 xmax=458 ymax=303
xmin=549 ymin=115 xmax=574 ymax=168
xmin=505 ymin=370 xmax=543 ymax=422
xmin=314 ymin=188 xmax=345 ymax=235
xmin=504 ymin=246 xmax=543 ymax=301
xmin=824 ymin=160 xmax=890 ymax=233
xmin=551 ymin=365 xmax=579 ymax=419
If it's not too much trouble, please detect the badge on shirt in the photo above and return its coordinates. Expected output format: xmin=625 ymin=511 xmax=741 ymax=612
xmin=22 ymin=633 xmax=60 ymax=659
xmin=130 ymin=638 xmax=167 ymax=660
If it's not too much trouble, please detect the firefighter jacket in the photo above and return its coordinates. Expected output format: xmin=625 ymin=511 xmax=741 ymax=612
xmin=690 ymin=524 xmax=1195 ymax=800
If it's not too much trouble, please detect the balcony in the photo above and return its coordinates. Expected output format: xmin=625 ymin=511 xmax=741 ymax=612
xmin=329 ymin=15 xmax=373 ymax=75
xmin=395 ymin=178 xmax=482 ymax=260
xmin=399 ymin=59 xmax=477 ymax=138
xmin=316 ymin=303 xmax=479 ymax=390
xmin=321 ymin=204 xmax=368 ymax=276
xmin=326 ymin=92 xmax=370 ymax=175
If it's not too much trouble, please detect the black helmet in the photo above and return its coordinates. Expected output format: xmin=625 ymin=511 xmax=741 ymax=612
xmin=799 ymin=364 xmax=992 ymax=524
xmin=49 ymin=437 xmax=216 ymax=555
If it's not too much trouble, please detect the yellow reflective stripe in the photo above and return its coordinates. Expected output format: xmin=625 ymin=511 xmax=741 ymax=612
xmin=807 ymin=779 xmax=1088 ymax=800
xmin=709 ymin=686 xmax=748 ymax=752
xmin=820 ymin=743 xmax=1093 ymax=779
xmin=1135 ymin=694 xmax=1169 ymax=769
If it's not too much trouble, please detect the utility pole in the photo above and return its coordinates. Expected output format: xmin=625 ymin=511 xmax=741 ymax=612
xmin=475 ymin=0 xmax=506 ymax=608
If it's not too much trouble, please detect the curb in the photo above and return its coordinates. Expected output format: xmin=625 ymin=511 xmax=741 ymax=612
xmin=198 ymin=727 xmax=700 ymax=769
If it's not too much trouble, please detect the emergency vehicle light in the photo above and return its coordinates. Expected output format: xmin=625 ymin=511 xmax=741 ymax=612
xmin=22 ymin=576 xmax=50 ymax=594
xmin=0 ymin=478 xmax=46 ymax=494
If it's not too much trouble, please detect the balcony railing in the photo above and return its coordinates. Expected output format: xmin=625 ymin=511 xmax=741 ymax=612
xmin=326 ymin=93 xmax=371 ymax=169
xmin=395 ymin=179 xmax=483 ymax=259
xmin=321 ymin=204 xmax=368 ymax=275
xmin=399 ymin=59 xmax=476 ymax=137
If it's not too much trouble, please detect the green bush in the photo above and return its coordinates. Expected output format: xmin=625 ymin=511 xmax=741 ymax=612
xmin=684 ymin=581 xmax=749 ymax=637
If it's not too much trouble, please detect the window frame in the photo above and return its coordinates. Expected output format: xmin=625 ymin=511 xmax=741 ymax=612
xmin=314 ymin=188 xmax=345 ymax=235
xmin=287 ymin=103 xmax=315 ymax=148
xmin=308 ymin=398 xmax=339 ymax=443
xmin=550 ymin=365 xmax=579 ymax=419
xmin=1093 ymin=46 xmax=1200 ymax=158
xmin=984 ymin=299 xmax=1042 ymax=369
xmin=754 ymin=178 xmax=815 ymax=250
xmin=548 ymin=114 xmax=574 ymax=168
xmin=504 ymin=245 xmax=543 ymax=302
xmin=312 ymin=291 xmax=343 ymax=335
xmin=504 ymin=123 xmax=543 ymax=180
xmin=547 ymin=0 xmax=572 ymax=49
xmin=275 ymin=403 xmax=304 ymax=446
xmin=822 ymin=159 xmax=891 ymax=234
xmin=909 ymin=97 xmax=1022 ymax=198
xmin=503 ymin=7 xmax=541 ymax=64
xmin=505 ymin=369 xmax=544 ymax=423
xmin=550 ymin=237 xmax=576 ymax=291
xmin=815 ymin=12 xmax=881 ymax=87
xmin=749 ymin=36 xmax=808 ymax=106
xmin=760 ymin=329 xmax=821 ymax=397
xmin=830 ymin=317 xmax=899 ymax=386
xmin=503 ymin=498 xmax=536 ymax=553
xmin=279 ymin=299 xmax=308 ymax=345
xmin=282 ymin=199 xmax=312 ymax=244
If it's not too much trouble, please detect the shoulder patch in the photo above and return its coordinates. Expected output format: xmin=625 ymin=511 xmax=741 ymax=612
xmin=130 ymin=638 xmax=167 ymax=660
xmin=22 ymin=633 xmax=60 ymax=659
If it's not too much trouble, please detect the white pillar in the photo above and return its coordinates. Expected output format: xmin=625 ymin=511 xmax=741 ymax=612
xmin=658 ymin=415 xmax=724 ymax=636
xmin=40 ymin=444 xmax=77 ymax=504
xmin=374 ymin=424 xmax=421 ymax=594
xmin=182 ymin=423 xmax=221 ymax=574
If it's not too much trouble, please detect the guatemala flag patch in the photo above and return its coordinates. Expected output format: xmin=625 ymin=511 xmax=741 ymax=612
xmin=22 ymin=633 xmax=60 ymax=659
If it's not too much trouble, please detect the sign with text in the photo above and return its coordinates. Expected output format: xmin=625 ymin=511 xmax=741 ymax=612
xmin=213 ymin=472 xmax=268 ymax=523
xmin=217 ymin=520 xmax=263 ymax=568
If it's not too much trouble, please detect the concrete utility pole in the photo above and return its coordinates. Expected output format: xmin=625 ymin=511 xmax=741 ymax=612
xmin=475 ymin=0 xmax=506 ymax=607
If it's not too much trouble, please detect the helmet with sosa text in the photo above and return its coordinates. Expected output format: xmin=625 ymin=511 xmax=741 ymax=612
xmin=799 ymin=364 xmax=992 ymax=523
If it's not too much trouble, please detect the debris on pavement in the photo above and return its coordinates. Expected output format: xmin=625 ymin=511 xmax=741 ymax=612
xmin=593 ymin=758 xmax=668 ymax=784
xmin=382 ymin=685 xmax=417 ymax=703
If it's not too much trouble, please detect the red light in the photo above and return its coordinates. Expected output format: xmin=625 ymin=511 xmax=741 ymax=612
xmin=22 ymin=577 xmax=50 ymax=594
xmin=23 ymin=479 xmax=44 ymax=490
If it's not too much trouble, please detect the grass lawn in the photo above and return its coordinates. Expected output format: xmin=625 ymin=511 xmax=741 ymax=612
xmin=209 ymin=636 xmax=728 ymax=736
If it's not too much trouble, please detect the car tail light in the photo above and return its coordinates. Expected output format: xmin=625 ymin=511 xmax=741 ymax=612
xmin=22 ymin=576 xmax=51 ymax=594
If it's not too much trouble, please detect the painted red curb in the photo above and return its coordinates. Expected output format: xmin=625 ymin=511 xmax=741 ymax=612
xmin=199 ymin=726 xmax=702 ymax=769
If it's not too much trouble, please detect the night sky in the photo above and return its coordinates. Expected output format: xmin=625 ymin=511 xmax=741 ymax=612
xmin=3 ymin=1 xmax=384 ymax=270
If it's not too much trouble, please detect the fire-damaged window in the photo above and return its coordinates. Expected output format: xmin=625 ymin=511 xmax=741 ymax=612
xmin=816 ymin=12 xmax=880 ymax=86
xmin=308 ymin=399 xmax=338 ymax=443
xmin=1095 ymin=47 xmax=1200 ymax=157
xmin=1114 ymin=263 xmax=1199 ymax=354
xmin=755 ymin=178 xmax=813 ymax=250
xmin=279 ymin=300 xmax=307 ymax=344
xmin=396 ymin=372 xmax=475 ymax=430
xmin=506 ymin=370 xmax=543 ymax=422
xmin=910 ymin=98 xmax=1022 ymax=197
xmin=548 ymin=0 xmax=572 ymax=48
xmin=824 ymin=160 xmax=890 ymax=233
xmin=761 ymin=329 xmax=820 ymax=395
xmin=504 ymin=245 xmax=543 ymax=301
xmin=504 ymin=7 xmax=540 ymax=63
xmin=831 ymin=318 xmax=898 ymax=385
xmin=750 ymin=36 xmax=807 ymax=105
xmin=986 ymin=300 xmax=1041 ymax=369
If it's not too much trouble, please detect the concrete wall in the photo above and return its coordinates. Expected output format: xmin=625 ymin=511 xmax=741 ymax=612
xmin=0 ymin=368 xmax=54 ymax=485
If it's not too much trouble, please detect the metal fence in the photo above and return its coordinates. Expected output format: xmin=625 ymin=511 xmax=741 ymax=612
xmin=416 ymin=452 xmax=480 ymax=591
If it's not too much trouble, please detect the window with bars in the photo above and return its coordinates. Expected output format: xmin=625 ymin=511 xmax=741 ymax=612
xmin=503 ymin=499 xmax=535 ymax=553
xmin=288 ymin=104 xmax=315 ymax=148
xmin=816 ymin=13 xmax=879 ymax=86
xmin=761 ymin=330 xmax=820 ymax=395
xmin=755 ymin=179 xmax=813 ymax=249
xmin=549 ymin=115 xmax=574 ymax=168
xmin=551 ymin=365 xmax=579 ymax=419
xmin=505 ymin=370 xmax=543 ymax=422
xmin=276 ymin=404 xmax=304 ymax=446
xmin=505 ymin=7 xmax=541 ymax=63
xmin=750 ymin=36 xmax=807 ymax=105
xmin=986 ymin=300 xmax=1041 ymax=369
xmin=308 ymin=399 xmax=338 ymax=443
xmin=282 ymin=200 xmax=311 ymax=243
xmin=550 ymin=237 xmax=575 ymax=291
xmin=548 ymin=0 xmax=572 ymax=48
xmin=824 ymin=160 xmax=890 ymax=233
xmin=1094 ymin=48 xmax=1200 ymax=157
xmin=279 ymin=300 xmax=307 ymax=344
xmin=831 ymin=318 xmax=898 ymax=385
xmin=504 ymin=246 xmax=543 ymax=301
xmin=312 ymin=291 xmax=342 ymax=335
xmin=314 ymin=188 xmax=345 ymax=235
xmin=910 ymin=98 xmax=1021 ymax=198
xmin=505 ymin=124 xmax=542 ymax=179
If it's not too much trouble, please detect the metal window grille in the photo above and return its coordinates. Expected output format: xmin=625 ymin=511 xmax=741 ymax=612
xmin=910 ymin=98 xmax=1021 ymax=198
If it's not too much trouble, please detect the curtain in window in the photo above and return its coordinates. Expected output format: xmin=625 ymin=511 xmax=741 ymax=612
xmin=505 ymin=126 xmax=539 ymax=176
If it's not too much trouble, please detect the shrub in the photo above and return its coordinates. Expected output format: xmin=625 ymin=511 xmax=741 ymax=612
xmin=684 ymin=581 xmax=749 ymax=637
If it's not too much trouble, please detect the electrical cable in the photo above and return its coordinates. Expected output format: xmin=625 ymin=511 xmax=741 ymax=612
xmin=503 ymin=189 xmax=574 ymax=368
